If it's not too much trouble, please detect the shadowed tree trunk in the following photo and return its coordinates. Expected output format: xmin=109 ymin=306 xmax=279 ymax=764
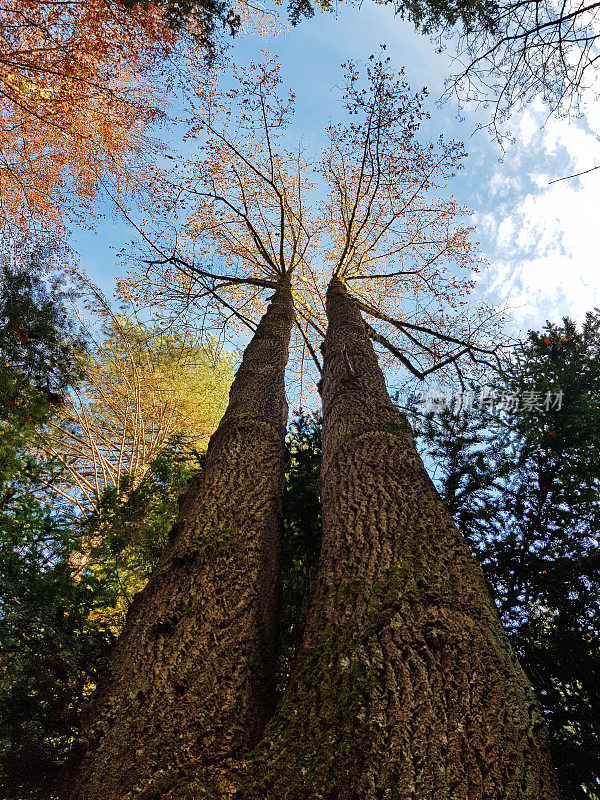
xmin=247 ymin=278 xmax=559 ymax=800
xmin=62 ymin=280 xmax=294 ymax=800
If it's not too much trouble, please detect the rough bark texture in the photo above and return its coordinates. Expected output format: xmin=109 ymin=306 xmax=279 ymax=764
xmin=244 ymin=279 xmax=559 ymax=800
xmin=62 ymin=281 xmax=294 ymax=800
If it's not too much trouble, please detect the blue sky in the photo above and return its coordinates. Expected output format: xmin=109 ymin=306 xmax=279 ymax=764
xmin=71 ymin=1 xmax=600 ymax=345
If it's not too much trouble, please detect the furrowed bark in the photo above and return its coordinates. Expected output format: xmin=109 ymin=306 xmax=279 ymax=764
xmin=247 ymin=278 xmax=558 ymax=800
xmin=63 ymin=281 xmax=294 ymax=800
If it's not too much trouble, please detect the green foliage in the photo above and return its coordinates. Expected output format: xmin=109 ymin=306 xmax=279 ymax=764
xmin=385 ymin=409 xmax=412 ymax=437
xmin=126 ymin=0 xmax=241 ymax=60
xmin=130 ymin=0 xmax=496 ymax=60
xmin=0 ymin=499 xmax=115 ymax=799
xmin=0 ymin=257 xmax=85 ymax=498
xmin=285 ymin=0 xmax=497 ymax=31
xmin=410 ymin=311 xmax=600 ymax=800
xmin=370 ymin=0 xmax=497 ymax=34
xmin=277 ymin=410 xmax=322 ymax=693
xmin=41 ymin=307 xmax=233 ymax=515
xmin=0 ymin=435 xmax=200 ymax=797
xmin=83 ymin=435 xmax=201 ymax=630
xmin=0 ymin=260 xmax=235 ymax=792
xmin=0 ymin=249 xmax=100 ymax=799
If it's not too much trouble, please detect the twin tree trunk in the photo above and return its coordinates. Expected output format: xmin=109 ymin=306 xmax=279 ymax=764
xmin=63 ymin=281 xmax=295 ymax=800
xmin=245 ymin=278 xmax=558 ymax=799
xmin=64 ymin=277 xmax=559 ymax=800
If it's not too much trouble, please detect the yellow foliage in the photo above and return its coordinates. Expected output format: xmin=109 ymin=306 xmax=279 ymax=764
xmin=37 ymin=310 xmax=235 ymax=515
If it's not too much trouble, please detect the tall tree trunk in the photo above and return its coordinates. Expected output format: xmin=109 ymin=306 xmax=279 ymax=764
xmin=248 ymin=278 xmax=558 ymax=799
xmin=63 ymin=281 xmax=294 ymax=800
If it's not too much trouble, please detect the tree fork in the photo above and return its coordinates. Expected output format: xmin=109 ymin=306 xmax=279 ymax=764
xmin=246 ymin=277 xmax=559 ymax=799
xmin=61 ymin=280 xmax=294 ymax=800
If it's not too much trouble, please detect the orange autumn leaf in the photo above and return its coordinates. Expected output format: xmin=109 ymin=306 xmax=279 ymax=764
xmin=0 ymin=0 xmax=175 ymax=233
xmin=121 ymin=56 xmax=504 ymax=402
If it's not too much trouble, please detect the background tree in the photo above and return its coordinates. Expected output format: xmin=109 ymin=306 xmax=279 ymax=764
xmin=0 ymin=437 xmax=203 ymax=800
xmin=0 ymin=498 xmax=115 ymax=800
xmin=36 ymin=292 xmax=234 ymax=517
xmin=0 ymin=249 xmax=235 ymax=797
xmin=0 ymin=236 xmax=86 ymax=506
xmin=0 ymin=1 xmax=181 ymax=232
xmin=128 ymin=0 xmax=250 ymax=56
xmin=0 ymin=237 xmax=104 ymax=800
xmin=282 ymin=0 xmax=496 ymax=31
xmin=277 ymin=410 xmax=322 ymax=692
xmin=411 ymin=312 xmax=600 ymax=800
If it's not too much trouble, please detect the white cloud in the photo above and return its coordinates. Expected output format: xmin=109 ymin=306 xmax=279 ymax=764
xmin=489 ymin=172 xmax=521 ymax=197
xmin=478 ymin=109 xmax=600 ymax=329
xmin=497 ymin=217 xmax=516 ymax=246
xmin=518 ymin=110 xmax=539 ymax=148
